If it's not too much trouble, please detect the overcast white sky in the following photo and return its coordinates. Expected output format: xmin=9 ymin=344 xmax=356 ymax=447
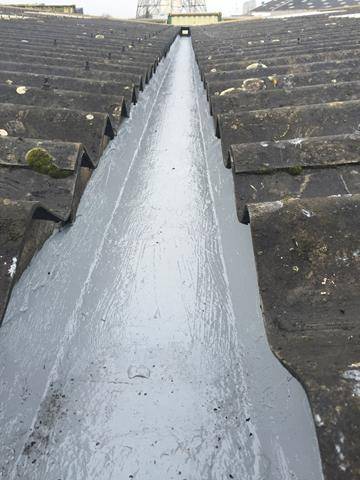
xmin=5 ymin=0 xmax=245 ymax=17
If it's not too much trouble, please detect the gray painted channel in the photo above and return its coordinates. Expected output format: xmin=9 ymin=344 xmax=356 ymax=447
xmin=0 ymin=38 xmax=323 ymax=480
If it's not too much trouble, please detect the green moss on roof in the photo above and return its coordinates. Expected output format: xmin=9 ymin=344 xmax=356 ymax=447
xmin=288 ymin=165 xmax=304 ymax=176
xmin=25 ymin=148 xmax=72 ymax=179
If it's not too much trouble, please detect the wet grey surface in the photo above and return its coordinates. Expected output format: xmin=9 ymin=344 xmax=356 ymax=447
xmin=0 ymin=38 xmax=323 ymax=480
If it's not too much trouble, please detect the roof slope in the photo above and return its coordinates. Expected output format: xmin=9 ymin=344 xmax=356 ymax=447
xmin=0 ymin=5 xmax=178 ymax=325
xmin=192 ymin=10 xmax=360 ymax=480
xmin=252 ymin=0 xmax=360 ymax=12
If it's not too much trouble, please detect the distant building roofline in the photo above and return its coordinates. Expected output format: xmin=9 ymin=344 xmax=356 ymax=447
xmin=3 ymin=3 xmax=82 ymax=14
xmin=168 ymin=12 xmax=222 ymax=25
xmin=168 ymin=11 xmax=221 ymax=17
xmin=4 ymin=3 xmax=77 ymax=7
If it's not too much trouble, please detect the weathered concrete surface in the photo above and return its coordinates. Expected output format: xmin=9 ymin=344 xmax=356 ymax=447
xmin=0 ymin=84 xmax=127 ymax=130
xmin=217 ymin=100 xmax=360 ymax=167
xmin=0 ymin=105 xmax=114 ymax=166
xmin=0 ymin=199 xmax=58 ymax=325
xmin=248 ymin=195 xmax=360 ymax=480
xmin=0 ymin=138 xmax=93 ymax=222
xmin=229 ymin=134 xmax=360 ymax=223
xmin=210 ymin=80 xmax=360 ymax=118
xmin=0 ymin=38 xmax=323 ymax=480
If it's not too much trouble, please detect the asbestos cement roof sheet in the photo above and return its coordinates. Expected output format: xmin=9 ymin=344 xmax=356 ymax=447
xmin=0 ymin=5 xmax=178 ymax=325
xmin=252 ymin=0 xmax=360 ymax=12
xmin=192 ymin=10 xmax=360 ymax=479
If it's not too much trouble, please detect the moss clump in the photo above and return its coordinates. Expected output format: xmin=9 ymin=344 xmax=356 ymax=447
xmin=288 ymin=165 xmax=304 ymax=176
xmin=25 ymin=148 xmax=72 ymax=179
xmin=259 ymin=166 xmax=274 ymax=175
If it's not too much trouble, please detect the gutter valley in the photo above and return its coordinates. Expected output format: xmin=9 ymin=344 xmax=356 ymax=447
xmin=0 ymin=38 xmax=323 ymax=480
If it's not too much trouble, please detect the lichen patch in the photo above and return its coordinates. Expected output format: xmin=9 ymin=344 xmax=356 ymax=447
xmin=219 ymin=87 xmax=235 ymax=96
xmin=8 ymin=257 xmax=17 ymax=278
xmin=246 ymin=62 xmax=268 ymax=70
xmin=16 ymin=86 xmax=28 ymax=95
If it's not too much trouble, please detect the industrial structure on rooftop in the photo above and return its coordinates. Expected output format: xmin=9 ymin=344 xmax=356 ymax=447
xmin=168 ymin=11 xmax=221 ymax=25
xmin=136 ymin=0 xmax=207 ymax=19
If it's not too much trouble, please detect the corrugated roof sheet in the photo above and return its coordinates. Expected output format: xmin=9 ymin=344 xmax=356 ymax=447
xmin=252 ymin=0 xmax=360 ymax=12
xmin=0 ymin=5 xmax=178 ymax=325
xmin=192 ymin=9 xmax=360 ymax=479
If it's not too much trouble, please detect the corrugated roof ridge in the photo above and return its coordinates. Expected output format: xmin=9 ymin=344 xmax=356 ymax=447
xmin=192 ymin=12 xmax=360 ymax=479
xmin=0 ymin=7 xmax=178 ymax=325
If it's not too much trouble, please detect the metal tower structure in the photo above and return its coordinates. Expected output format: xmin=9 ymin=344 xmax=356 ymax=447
xmin=181 ymin=0 xmax=207 ymax=12
xmin=136 ymin=0 xmax=207 ymax=19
